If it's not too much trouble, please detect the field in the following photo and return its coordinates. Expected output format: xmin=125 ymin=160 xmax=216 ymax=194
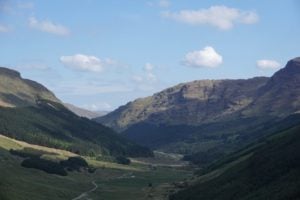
xmin=0 ymin=134 xmax=192 ymax=200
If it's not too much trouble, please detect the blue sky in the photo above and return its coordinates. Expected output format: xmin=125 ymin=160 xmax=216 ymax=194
xmin=0 ymin=0 xmax=299 ymax=111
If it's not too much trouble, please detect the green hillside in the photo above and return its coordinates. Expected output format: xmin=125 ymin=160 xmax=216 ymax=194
xmin=170 ymin=115 xmax=300 ymax=200
xmin=0 ymin=135 xmax=190 ymax=200
xmin=97 ymin=58 xmax=300 ymax=164
xmin=0 ymin=100 xmax=152 ymax=157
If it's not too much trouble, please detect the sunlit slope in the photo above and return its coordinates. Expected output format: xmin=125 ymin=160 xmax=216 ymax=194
xmin=0 ymin=67 xmax=60 ymax=107
xmin=0 ymin=135 xmax=189 ymax=200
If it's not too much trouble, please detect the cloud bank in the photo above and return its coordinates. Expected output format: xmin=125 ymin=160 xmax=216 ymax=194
xmin=162 ymin=5 xmax=258 ymax=30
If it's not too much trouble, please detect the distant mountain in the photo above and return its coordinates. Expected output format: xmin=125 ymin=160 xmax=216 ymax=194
xmin=64 ymin=103 xmax=109 ymax=119
xmin=243 ymin=57 xmax=300 ymax=117
xmin=0 ymin=67 xmax=152 ymax=157
xmin=96 ymin=77 xmax=269 ymax=131
xmin=170 ymin=114 xmax=300 ymax=200
xmin=0 ymin=67 xmax=60 ymax=107
xmin=96 ymin=57 xmax=300 ymax=159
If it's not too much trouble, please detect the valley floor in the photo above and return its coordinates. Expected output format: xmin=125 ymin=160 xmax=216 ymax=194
xmin=0 ymin=135 xmax=192 ymax=200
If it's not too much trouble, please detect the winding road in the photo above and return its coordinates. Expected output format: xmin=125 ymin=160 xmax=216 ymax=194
xmin=71 ymin=173 xmax=135 ymax=200
xmin=72 ymin=181 xmax=98 ymax=200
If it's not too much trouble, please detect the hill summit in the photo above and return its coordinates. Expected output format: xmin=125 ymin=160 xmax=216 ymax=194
xmin=0 ymin=67 xmax=60 ymax=107
xmin=95 ymin=57 xmax=300 ymax=157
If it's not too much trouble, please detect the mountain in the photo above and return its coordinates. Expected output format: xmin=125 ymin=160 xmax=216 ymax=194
xmin=64 ymin=103 xmax=108 ymax=119
xmin=95 ymin=57 xmax=300 ymax=159
xmin=96 ymin=77 xmax=268 ymax=132
xmin=170 ymin=114 xmax=300 ymax=200
xmin=243 ymin=57 xmax=300 ymax=117
xmin=0 ymin=67 xmax=60 ymax=107
xmin=0 ymin=67 xmax=152 ymax=157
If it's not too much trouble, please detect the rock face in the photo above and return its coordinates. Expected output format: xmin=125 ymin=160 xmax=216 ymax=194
xmin=97 ymin=58 xmax=300 ymax=131
xmin=95 ymin=57 xmax=300 ymax=153
xmin=96 ymin=77 xmax=269 ymax=131
xmin=0 ymin=67 xmax=60 ymax=107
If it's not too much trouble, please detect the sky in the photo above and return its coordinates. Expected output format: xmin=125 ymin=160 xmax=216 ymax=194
xmin=0 ymin=0 xmax=300 ymax=111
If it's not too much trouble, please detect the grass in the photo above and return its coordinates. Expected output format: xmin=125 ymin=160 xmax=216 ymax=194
xmin=89 ymin=167 xmax=192 ymax=200
xmin=0 ymin=134 xmax=192 ymax=200
xmin=170 ymin=124 xmax=300 ymax=200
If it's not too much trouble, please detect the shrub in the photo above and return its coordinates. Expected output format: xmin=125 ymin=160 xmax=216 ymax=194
xmin=115 ymin=156 xmax=131 ymax=165
xmin=21 ymin=157 xmax=67 ymax=176
xmin=60 ymin=156 xmax=88 ymax=171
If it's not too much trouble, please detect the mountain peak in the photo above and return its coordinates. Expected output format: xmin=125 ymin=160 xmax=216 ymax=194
xmin=269 ymin=57 xmax=300 ymax=84
xmin=290 ymin=57 xmax=300 ymax=63
xmin=0 ymin=66 xmax=60 ymax=107
xmin=284 ymin=57 xmax=300 ymax=71
xmin=0 ymin=67 xmax=21 ymax=78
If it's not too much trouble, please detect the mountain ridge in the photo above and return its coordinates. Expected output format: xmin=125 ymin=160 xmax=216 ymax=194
xmin=0 ymin=67 xmax=152 ymax=157
xmin=0 ymin=67 xmax=60 ymax=107
xmin=96 ymin=76 xmax=269 ymax=131
xmin=95 ymin=57 xmax=300 ymax=159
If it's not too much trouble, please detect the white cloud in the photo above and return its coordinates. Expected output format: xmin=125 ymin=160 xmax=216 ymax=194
xmin=82 ymin=102 xmax=112 ymax=111
xmin=158 ymin=0 xmax=171 ymax=8
xmin=257 ymin=59 xmax=281 ymax=69
xmin=162 ymin=5 xmax=258 ymax=30
xmin=133 ymin=63 xmax=157 ymax=83
xmin=0 ymin=24 xmax=10 ymax=32
xmin=60 ymin=54 xmax=116 ymax=72
xmin=132 ymin=63 xmax=159 ymax=91
xmin=146 ymin=72 xmax=157 ymax=82
xmin=183 ymin=46 xmax=223 ymax=68
xmin=144 ymin=62 xmax=154 ymax=71
xmin=28 ymin=17 xmax=70 ymax=36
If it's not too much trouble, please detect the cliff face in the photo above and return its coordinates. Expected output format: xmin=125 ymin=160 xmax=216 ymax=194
xmin=0 ymin=67 xmax=60 ymax=107
xmin=97 ymin=58 xmax=300 ymax=133
xmin=96 ymin=77 xmax=269 ymax=131
xmin=95 ymin=58 xmax=300 ymax=153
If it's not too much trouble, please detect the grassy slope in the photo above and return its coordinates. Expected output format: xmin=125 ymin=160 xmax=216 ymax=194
xmin=170 ymin=120 xmax=300 ymax=200
xmin=181 ymin=114 xmax=300 ymax=166
xmin=0 ymin=100 xmax=152 ymax=157
xmin=0 ymin=135 xmax=191 ymax=200
xmin=0 ymin=67 xmax=60 ymax=107
xmin=0 ymin=136 xmax=90 ymax=200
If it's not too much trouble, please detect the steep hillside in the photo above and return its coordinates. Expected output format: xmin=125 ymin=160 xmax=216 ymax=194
xmin=170 ymin=114 xmax=300 ymax=200
xmin=0 ymin=67 xmax=152 ymax=158
xmin=96 ymin=58 xmax=300 ymax=158
xmin=0 ymin=100 xmax=152 ymax=157
xmin=96 ymin=77 xmax=268 ymax=131
xmin=0 ymin=67 xmax=60 ymax=107
xmin=244 ymin=57 xmax=300 ymax=117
